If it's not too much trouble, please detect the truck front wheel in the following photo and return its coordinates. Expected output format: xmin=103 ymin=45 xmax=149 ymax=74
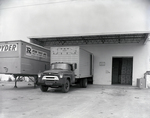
xmin=40 ymin=85 xmax=48 ymax=92
xmin=62 ymin=79 xmax=70 ymax=93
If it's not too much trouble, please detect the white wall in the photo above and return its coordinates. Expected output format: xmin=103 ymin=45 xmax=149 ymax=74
xmin=0 ymin=0 xmax=149 ymax=42
xmin=81 ymin=41 xmax=150 ymax=86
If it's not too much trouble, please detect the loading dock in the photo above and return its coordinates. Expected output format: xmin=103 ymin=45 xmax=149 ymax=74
xmin=30 ymin=33 xmax=149 ymax=86
xmin=112 ymin=57 xmax=133 ymax=85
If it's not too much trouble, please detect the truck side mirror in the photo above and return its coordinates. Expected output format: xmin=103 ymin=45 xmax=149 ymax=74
xmin=72 ymin=63 xmax=77 ymax=70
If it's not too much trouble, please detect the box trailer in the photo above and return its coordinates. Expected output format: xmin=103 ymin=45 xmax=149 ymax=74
xmin=0 ymin=40 xmax=50 ymax=87
xmin=51 ymin=46 xmax=93 ymax=79
xmin=38 ymin=46 xmax=93 ymax=92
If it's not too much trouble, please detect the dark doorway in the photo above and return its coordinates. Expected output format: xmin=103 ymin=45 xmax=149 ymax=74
xmin=112 ymin=57 xmax=133 ymax=85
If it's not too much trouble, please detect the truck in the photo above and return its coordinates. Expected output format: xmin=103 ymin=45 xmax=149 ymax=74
xmin=38 ymin=46 xmax=93 ymax=92
xmin=0 ymin=40 xmax=50 ymax=87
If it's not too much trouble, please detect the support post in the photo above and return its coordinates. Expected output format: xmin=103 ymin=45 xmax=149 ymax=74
xmin=34 ymin=75 xmax=38 ymax=88
xmin=14 ymin=75 xmax=18 ymax=88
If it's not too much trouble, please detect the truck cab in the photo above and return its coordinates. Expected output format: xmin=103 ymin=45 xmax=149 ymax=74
xmin=38 ymin=62 xmax=77 ymax=92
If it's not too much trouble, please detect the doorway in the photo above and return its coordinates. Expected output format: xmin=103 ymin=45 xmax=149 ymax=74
xmin=112 ymin=57 xmax=133 ymax=85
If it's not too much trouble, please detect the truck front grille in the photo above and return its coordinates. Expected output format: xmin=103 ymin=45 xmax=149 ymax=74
xmin=42 ymin=76 xmax=59 ymax=80
xmin=43 ymin=73 xmax=58 ymax=76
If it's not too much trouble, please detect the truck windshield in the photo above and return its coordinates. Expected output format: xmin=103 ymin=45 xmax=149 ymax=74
xmin=51 ymin=63 xmax=71 ymax=70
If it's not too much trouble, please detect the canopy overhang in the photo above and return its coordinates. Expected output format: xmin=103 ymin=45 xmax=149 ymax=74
xmin=29 ymin=33 xmax=149 ymax=46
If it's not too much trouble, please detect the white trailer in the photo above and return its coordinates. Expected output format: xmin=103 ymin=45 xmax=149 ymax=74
xmin=0 ymin=40 xmax=50 ymax=87
xmin=51 ymin=46 xmax=93 ymax=83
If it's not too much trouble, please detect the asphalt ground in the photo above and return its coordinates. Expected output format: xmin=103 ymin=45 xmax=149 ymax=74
xmin=0 ymin=81 xmax=150 ymax=118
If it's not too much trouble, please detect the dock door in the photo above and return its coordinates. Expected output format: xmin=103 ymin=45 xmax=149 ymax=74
xmin=112 ymin=57 xmax=133 ymax=85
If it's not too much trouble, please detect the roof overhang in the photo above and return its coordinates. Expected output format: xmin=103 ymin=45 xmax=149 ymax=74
xmin=29 ymin=33 xmax=149 ymax=46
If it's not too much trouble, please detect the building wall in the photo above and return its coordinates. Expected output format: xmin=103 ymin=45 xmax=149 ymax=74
xmin=81 ymin=41 xmax=150 ymax=86
xmin=0 ymin=0 xmax=149 ymax=41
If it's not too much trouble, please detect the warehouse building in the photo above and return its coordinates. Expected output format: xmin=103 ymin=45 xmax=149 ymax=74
xmin=0 ymin=0 xmax=150 ymax=86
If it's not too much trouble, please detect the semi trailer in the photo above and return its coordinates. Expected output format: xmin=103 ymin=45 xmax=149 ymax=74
xmin=0 ymin=40 xmax=50 ymax=87
xmin=38 ymin=46 xmax=93 ymax=92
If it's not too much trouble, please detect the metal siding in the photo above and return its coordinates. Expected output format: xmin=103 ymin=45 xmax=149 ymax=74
xmin=0 ymin=58 xmax=20 ymax=74
xmin=51 ymin=46 xmax=79 ymax=77
xmin=21 ymin=58 xmax=50 ymax=74
xmin=20 ymin=41 xmax=50 ymax=74
xmin=79 ymin=48 xmax=91 ymax=78
xmin=21 ymin=41 xmax=50 ymax=63
xmin=0 ymin=41 xmax=20 ymax=74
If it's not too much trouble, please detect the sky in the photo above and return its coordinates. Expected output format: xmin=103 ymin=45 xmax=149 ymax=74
xmin=0 ymin=0 xmax=149 ymax=42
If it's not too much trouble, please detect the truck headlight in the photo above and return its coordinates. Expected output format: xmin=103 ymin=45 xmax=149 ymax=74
xmin=59 ymin=73 xmax=63 ymax=78
xmin=38 ymin=73 xmax=42 ymax=78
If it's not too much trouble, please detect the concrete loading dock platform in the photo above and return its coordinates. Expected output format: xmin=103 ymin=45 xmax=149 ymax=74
xmin=0 ymin=82 xmax=150 ymax=118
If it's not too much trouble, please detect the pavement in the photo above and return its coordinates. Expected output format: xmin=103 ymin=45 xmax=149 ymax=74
xmin=0 ymin=81 xmax=150 ymax=118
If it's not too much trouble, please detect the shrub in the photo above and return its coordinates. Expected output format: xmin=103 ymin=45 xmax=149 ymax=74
xmin=8 ymin=77 xmax=12 ymax=82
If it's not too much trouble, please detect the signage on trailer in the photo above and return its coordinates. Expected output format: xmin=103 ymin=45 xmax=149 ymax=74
xmin=26 ymin=45 xmax=47 ymax=59
xmin=52 ymin=47 xmax=78 ymax=55
xmin=0 ymin=44 xmax=17 ymax=52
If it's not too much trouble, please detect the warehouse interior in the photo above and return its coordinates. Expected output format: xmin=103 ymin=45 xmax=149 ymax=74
xmin=112 ymin=57 xmax=133 ymax=85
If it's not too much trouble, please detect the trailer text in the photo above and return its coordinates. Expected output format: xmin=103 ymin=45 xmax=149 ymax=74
xmin=0 ymin=44 xmax=17 ymax=52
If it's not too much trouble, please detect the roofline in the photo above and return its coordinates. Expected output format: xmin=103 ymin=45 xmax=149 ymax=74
xmin=28 ymin=31 xmax=150 ymax=39
xmin=144 ymin=34 xmax=150 ymax=44
xmin=0 ymin=40 xmax=50 ymax=50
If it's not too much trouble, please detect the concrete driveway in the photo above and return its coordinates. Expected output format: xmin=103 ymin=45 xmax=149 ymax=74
xmin=0 ymin=81 xmax=150 ymax=118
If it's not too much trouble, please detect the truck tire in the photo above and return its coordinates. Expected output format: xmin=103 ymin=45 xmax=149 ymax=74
xmin=62 ymin=79 xmax=70 ymax=93
xmin=40 ymin=85 xmax=48 ymax=92
xmin=82 ymin=78 xmax=87 ymax=88
xmin=79 ymin=79 xmax=83 ymax=88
